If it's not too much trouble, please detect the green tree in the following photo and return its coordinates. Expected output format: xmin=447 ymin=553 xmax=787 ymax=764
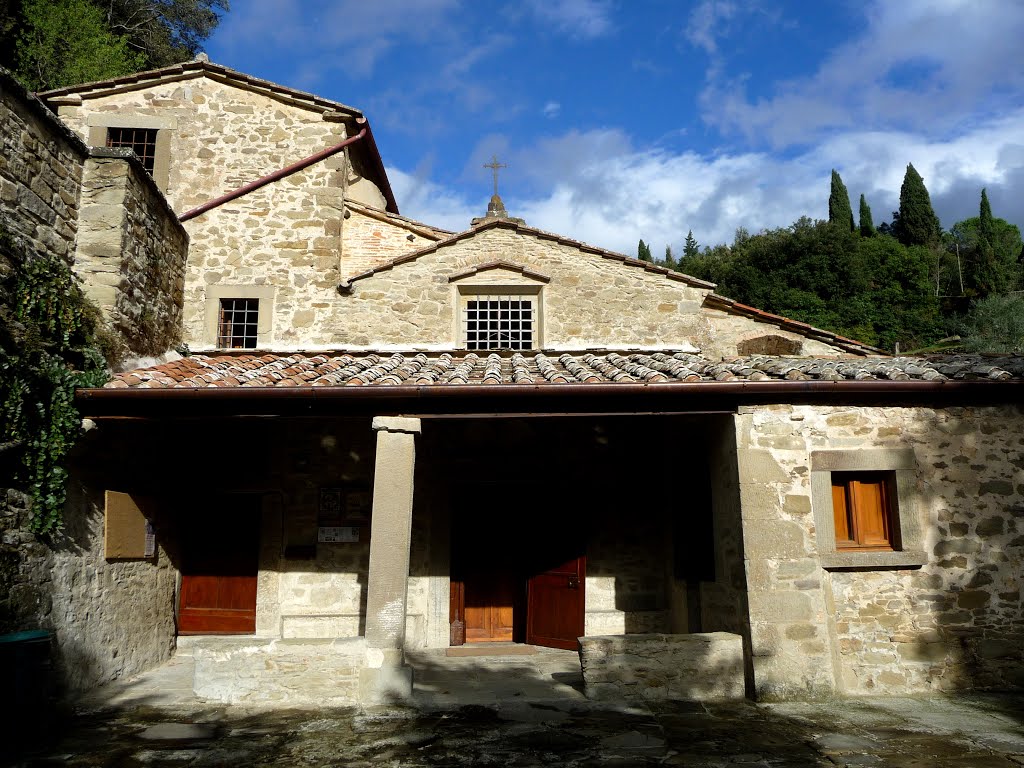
xmin=683 ymin=229 xmax=699 ymax=259
xmin=894 ymin=163 xmax=941 ymax=247
xmin=94 ymin=0 xmax=229 ymax=69
xmin=953 ymin=191 xmax=1023 ymax=297
xmin=15 ymin=0 xmax=144 ymax=90
xmin=958 ymin=294 xmax=1024 ymax=353
xmin=828 ymin=170 xmax=854 ymax=232
xmin=637 ymin=239 xmax=653 ymax=262
xmin=859 ymin=194 xmax=875 ymax=237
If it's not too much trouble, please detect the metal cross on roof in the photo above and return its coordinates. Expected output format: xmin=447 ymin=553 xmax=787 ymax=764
xmin=483 ymin=155 xmax=507 ymax=197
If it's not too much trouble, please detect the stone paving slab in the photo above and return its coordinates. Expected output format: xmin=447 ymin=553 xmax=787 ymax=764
xmin=10 ymin=692 xmax=1024 ymax=767
xmin=10 ymin=653 xmax=1024 ymax=767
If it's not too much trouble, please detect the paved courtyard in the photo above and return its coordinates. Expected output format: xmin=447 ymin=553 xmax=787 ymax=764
xmin=9 ymin=649 xmax=1024 ymax=767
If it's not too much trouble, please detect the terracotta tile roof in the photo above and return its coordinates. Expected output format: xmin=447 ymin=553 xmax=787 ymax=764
xmin=39 ymin=58 xmax=363 ymax=117
xmin=703 ymin=295 xmax=883 ymax=355
xmin=104 ymin=352 xmax=1024 ymax=389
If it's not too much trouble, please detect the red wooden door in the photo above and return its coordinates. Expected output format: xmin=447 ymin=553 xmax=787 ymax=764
xmin=177 ymin=499 xmax=259 ymax=634
xmin=526 ymin=555 xmax=585 ymax=651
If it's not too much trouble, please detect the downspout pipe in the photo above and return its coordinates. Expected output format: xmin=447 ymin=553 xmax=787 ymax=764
xmin=179 ymin=126 xmax=368 ymax=222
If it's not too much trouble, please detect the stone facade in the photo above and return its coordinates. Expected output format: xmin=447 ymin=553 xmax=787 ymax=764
xmin=48 ymin=67 xmax=399 ymax=351
xmin=336 ymin=224 xmax=849 ymax=358
xmin=76 ymin=151 xmax=187 ymax=355
xmin=734 ymin=404 xmax=1024 ymax=699
xmin=13 ymin=61 xmax=1021 ymax=707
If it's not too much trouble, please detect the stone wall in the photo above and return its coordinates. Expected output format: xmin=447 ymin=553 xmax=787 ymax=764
xmin=0 ymin=479 xmax=177 ymax=693
xmin=580 ymin=632 xmax=745 ymax=701
xmin=254 ymin=419 xmax=376 ymax=640
xmin=735 ymin=403 xmax=1024 ymax=699
xmin=0 ymin=68 xmax=85 ymax=262
xmin=0 ymin=70 xmax=181 ymax=694
xmin=76 ymin=151 xmax=187 ymax=356
xmin=191 ymin=637 xmax=364 ymax=706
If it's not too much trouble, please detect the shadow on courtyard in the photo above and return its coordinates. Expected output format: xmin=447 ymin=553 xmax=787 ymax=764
xmin=12 ymin=678 xmax=1024 ymax=768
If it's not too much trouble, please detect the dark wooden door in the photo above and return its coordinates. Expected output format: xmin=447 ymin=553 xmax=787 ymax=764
xmin=526 ymin=555 xmax=586 ymax=650
xmin=178 ymin=498 xmax=259 ymax=634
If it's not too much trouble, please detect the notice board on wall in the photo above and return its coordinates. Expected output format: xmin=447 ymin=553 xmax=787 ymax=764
xmin=104 ymin=490 xmax=156 ymax=560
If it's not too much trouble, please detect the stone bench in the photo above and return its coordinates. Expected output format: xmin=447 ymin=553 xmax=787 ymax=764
xmin=191 ymin=637 xmax=365 ymax=707
xmin=579 ymin=632 xmax=745 ymax=702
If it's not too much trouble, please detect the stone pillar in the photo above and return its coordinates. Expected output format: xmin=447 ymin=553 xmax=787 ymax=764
xmin=359 ymin=416 xmax=421 ymax=705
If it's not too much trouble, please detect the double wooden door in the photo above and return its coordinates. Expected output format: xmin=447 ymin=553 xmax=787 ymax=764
xmin=177 ymin=497 xmax=260 ymax=634
xmin=450 ymin=493 xmax=585 ymax=650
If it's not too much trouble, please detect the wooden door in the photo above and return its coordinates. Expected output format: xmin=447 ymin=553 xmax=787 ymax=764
xmin=526 ymin=555 xmax=586 ymax=650
xmin=178 ymin=498 xmax=259 ymax=634
xmin=464 ymin=572 xmax=516 ymax=642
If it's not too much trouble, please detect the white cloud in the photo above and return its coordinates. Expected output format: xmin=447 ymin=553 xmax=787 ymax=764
xmin=699 ymin=0 xmax=1024 ymax=147
xmin=391 ymin=110 xmax=1024 ymax=258
xmin=542 ymin=101 xmax=561 ymax=119
xmin=213 ymin=0 xmax=460 ymax=78
xmin=685 ymin=0 xmax=738 ymax=55
xmin=523 ymin=0 xmax=614 ymax=40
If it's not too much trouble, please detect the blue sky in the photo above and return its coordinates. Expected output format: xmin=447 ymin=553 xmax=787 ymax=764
xmin=205 ymin=0 xmax=1024 ymax=256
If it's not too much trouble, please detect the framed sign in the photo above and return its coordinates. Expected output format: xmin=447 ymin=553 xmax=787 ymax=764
xmin=318 ymin=489 xmax=343 ymax=526
xmin=318 ymin=526 xmax=360 ymax=543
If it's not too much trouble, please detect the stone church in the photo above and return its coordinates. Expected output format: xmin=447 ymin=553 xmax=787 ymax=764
xmin=2 ymin=57 xmax=1022 ymax=705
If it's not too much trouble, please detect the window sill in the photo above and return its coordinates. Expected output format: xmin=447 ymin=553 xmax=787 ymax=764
xmin=820 ymin=550 xmax=928 ymax=570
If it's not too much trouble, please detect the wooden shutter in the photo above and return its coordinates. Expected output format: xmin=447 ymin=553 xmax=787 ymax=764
xmin=831 ymin=472 xmax=894 ymax=551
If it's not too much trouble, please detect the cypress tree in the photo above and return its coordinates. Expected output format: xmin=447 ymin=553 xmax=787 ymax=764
xmin=859 ymin=194 xmax=875 ymax=237
xmin=664 ymin=245 xmax=677 ymax=269
xmin=895 ymin=163 xmax=941 ymax=246
xmin=683 ymin=229 xmax=699 ymax=259
xmin=828 ymin=170 xmax=855 ymax=232
xmin=637 ymin=239 xmax=652 ymax=262
xmin=968 ymin=188 xmax=1000 ymax=297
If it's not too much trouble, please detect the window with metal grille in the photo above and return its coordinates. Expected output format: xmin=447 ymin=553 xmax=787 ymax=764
xmin=217 ymin=298 xmax=259 ymax=349
xmin=106 ymin=127 xmax=158 ymax=174
xmin=464 ymin=295 xmax=534 ymax=350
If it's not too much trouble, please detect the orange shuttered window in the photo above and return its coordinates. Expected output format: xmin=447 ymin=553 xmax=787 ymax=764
xmin=831 ymin=472 xmax=896 ymax=551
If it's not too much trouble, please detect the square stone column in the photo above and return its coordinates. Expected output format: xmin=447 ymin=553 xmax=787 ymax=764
xmin=359 ymin=416 xmax=421 ymax=705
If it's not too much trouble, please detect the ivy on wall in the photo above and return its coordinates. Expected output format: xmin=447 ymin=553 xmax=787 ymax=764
xmin=0 ymin=224 xmax=110 ymax=534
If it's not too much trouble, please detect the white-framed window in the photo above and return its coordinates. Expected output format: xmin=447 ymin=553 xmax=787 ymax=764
xmin=457 ymin=286 xmax=541 ymax=350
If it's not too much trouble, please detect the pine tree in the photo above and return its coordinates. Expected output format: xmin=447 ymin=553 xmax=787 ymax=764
xmin=828 ymin=170 xmax=854 ymax=232
xmin=683 ymin=230 xmax=699 ymax=259
xmin=859 ymin=194 xmax=875 ymax=237
xmin=637 ymin=239 xmax=653 ymax=262
xmin=895 ymin=163 xmax=941 ymax=247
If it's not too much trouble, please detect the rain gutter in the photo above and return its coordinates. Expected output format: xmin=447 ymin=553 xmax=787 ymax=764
xmin=178 ymin=126 xmax=369 ymax=222
xmin=75 ymin=379 xmax=1024 ymax=420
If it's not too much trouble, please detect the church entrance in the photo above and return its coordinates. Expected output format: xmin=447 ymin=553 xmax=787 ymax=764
xmin=177 ymin=496 xmax=260 ymax=634
xmin=449 ymin=478 xmax=585 ymax=650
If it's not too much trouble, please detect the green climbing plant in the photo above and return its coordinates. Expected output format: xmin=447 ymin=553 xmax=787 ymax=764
xmin=1 ymin=226 xmax=109 ymax=534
